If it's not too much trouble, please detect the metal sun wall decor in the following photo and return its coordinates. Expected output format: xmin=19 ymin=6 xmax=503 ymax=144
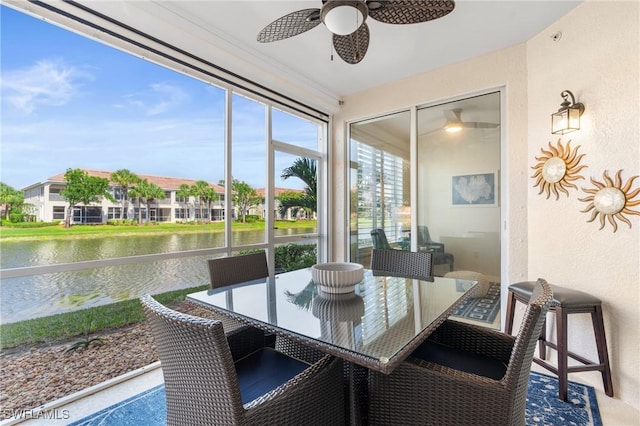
xmin=578 ymin=170 xmax=640 ymax=232
xmin=531 ymin=139 xmax=587 ymax=199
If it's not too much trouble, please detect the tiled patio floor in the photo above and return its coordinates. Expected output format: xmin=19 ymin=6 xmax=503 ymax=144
xmin=2 ymin=361 xmax=638 ymax=426
xmin=0 ymin=363 xmax=162 ymax=426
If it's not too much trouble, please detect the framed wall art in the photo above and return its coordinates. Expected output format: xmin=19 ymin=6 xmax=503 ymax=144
xmin=452 ymin=172 xmax=498 ymax=207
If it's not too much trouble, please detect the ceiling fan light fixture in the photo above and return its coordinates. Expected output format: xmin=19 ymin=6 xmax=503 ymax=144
xmin=321 ymin=1 xmax=367 ymax=35
xmin=444 ymin=121 xmax=463 ymax=133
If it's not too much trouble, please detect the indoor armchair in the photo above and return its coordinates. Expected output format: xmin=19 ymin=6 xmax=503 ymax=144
xmin=417 ymin=225 xmax=454 ymax=273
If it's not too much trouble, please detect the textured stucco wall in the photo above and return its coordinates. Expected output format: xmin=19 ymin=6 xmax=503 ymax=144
xmin=331 ymin=0 xmax=639 ymax=409
xmin=526 ymin=0 xmax=639 ymax=409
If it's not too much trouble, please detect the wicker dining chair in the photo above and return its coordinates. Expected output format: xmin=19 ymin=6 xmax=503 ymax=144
xmin=207 ymin=252 xmax=325 ymax=363
xmin=206 ymin=252 xmax=271 ymax=334
xmin=368 ymin=278 xmax=553 ymax=426
xmin=208 ymin=252 xmax=271 ymax=288
xmin=370 ymin=248 xmax=433 ymax=280
xmin=141 ymin=295 xmax=345 ymax=426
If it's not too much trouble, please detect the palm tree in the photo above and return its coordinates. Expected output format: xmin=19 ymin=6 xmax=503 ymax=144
xmin=281 ymin=157 xmax=317 ymax=218
xmin=110 ymin=169 xmax=138 ymax=220
xmin=129 ymin=179 xmax=165 ymax=224
xmin=0 ymin=182 xmax=25 ymax=221
xmin=176 ymin=183 xmax=192 ymax=221
xmin=191 ymin=180 xmax=212 ymax=222
xmin=201 ymin=186 xmax=219 ymax=223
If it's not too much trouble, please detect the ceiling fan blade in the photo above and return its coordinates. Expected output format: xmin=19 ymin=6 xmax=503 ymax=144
xmin=462 ymin=122 xmax=500 ymax=129
xmin=257 ymin=9 xmax=321 ymax=42
xmin=333 ymin=23 xmax=370 ymax=64
xmin=367 ymin=0 xmax=455 ymax=25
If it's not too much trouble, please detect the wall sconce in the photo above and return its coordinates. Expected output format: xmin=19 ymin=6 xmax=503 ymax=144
xmin=551 ymin=90 xmax=585 ymax=135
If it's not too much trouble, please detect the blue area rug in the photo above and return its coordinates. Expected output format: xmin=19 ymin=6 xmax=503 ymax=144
xmin=70 ymin=371 xmax=601 ymax=425
xmin=452 ymin=281 xmax=501 ymax=323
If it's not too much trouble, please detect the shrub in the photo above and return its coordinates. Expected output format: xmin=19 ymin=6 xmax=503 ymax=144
xmin=244 ymin=215 xmax=260 ymax=223
xmin=0 ymin=220 xmax=59 ymax=228
xmin=275 ymin=243 xmax=317 ymax=271
xmin=240 ymin=243 xmax=316 ymax=272
xmin=107 ymin=219 xmax=138 ymax=226
xmin=9 ymin=212 xmax=24 ymax=223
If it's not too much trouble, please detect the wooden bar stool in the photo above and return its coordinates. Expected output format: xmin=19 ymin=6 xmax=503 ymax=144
xmin=505 ymin=281 xmax=614 ymax=401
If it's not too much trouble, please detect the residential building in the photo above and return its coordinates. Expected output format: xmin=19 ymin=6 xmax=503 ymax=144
xmin=21 ymin=170 xmax=309 ymax=224
xmin=22 ymin=169 xmax=226 ymax=224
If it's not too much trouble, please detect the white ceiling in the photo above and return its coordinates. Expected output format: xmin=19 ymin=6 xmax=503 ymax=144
xmin=8 ymin=0 xmax=581 ymax=112
xmin=146 ymin=1 xmax=581 ymax=100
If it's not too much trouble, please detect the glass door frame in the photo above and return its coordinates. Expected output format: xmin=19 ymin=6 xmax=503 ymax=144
xmin=347 ymin=88 xmax=505 ymax=280
xmin=269 ymin=101 xmax=328 ymax=268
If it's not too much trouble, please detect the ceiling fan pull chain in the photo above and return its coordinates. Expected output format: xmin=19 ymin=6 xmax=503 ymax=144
xmin=330 ymin=38 xmax=334 ymax=61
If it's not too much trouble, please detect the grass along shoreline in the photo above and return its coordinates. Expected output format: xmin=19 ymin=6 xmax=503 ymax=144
xmin=0 ymin=285 xmax=209 ymax=351
xmin=0 ymin=220 xmax=316 ymax=241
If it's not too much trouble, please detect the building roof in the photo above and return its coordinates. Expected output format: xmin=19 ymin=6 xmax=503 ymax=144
xmin=255 ymin=188 xmax=305 ymax=197
xmin=44 ymin=169 xmax=225 ymax=193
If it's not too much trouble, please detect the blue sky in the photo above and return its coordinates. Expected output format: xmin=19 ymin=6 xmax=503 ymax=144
xmin=1 ymin=5 xmax=315 ymax=190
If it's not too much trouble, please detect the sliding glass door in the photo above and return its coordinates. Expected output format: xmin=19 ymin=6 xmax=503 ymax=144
xmin=348 ymin=92 xmax=501 ymax=282
xmin=417 ymin=92 xmax=501 ymax=279
xmin=349 ymin=111 xmax=411 ymax=267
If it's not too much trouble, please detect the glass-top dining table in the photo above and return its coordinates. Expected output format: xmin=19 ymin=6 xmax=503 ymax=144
xmin=187 ymin=267 xmax=477 ymax=375
xmin=187 ymin=267 xmax=477 ymax=425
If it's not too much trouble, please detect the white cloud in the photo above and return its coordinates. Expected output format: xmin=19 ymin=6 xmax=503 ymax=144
xmin=124 ymin=82 xmax=188 ymax=116
xmin=1 ymin=59 xmax=92 ymax=114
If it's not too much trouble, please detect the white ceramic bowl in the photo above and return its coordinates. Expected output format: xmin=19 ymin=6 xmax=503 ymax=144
xmin=311 ymin=262 xmax=364 ymax=293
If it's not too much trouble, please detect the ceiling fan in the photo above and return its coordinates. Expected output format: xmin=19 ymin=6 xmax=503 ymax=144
xmin=442 ymin=109 xmax=499 ymax=133
xmin=257 ymin=0 xmax=456 ymax=64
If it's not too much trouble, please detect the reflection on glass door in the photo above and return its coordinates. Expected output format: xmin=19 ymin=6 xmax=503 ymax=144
xmin=417 ymin=92 xmax=501 ymax=279
xmin=349 ymin=111 xmax=411 ymax=267
xmin=348 ymin=93 xmax=501 ymax=290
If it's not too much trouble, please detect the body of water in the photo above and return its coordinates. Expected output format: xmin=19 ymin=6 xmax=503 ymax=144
xmin=0 ymin=228 xmax=313 ymax=324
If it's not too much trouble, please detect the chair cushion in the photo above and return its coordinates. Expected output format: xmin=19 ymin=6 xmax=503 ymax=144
xmin=234 ymin=347 xmax=309 ymax=404
xmin=509 ymin=281 xmax=601 ymax=308
xmin=412 ymin=340 xmax=507 ymax=380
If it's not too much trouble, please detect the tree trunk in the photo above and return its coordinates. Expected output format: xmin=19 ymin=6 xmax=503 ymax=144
xmin=65 ymin=205 xmax=73 ymax=228
xmin=121 ymin=197 xmax=126 ymax=220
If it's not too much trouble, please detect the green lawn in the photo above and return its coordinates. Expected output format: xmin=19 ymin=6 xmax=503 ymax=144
xmin=0 ymin=220 xmax=316 ymax=240
xmin=0 ymin=285 xmax=209 ymax=350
